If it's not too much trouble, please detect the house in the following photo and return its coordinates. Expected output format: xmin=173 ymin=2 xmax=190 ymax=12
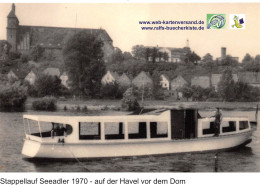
xmin=43 ymin=67 xmax=60 ymax=77
xmin=211 ymin=74 xmax=238 ymax=91
xmin=132 ymin=71 xmax=153 ymax=88
xmin=160 ymin=74 xmax=170 ymax=90
xmin=118 ymin=73 xmax=131 ymax=88
xmin=60 ymin=72 xmax=69 ymax=88
xmin=238 ymin=72 xmax=260 ymax=88
xmin=145 ymin=46 xmax=191 ymax=63
xmin=169 ymin=47 xmax=190 ymax=63
xmin=7 ymin=70 xmax=18 ymax=80
xmin=24 ymin=70 xmax=36 ymax=85
xmin=171 ymin=76 xmax=188 ymax=91
xmin=101 ymin=71 xmax=120 ymax=85
xmin=191 ymin=76 xmax=210 ymax=88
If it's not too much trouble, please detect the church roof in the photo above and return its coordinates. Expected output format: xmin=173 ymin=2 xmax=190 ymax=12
xmin=7 ymin=4 xmax=18 ymax=20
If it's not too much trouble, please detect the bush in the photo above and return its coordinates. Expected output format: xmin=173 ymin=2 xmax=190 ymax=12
xmin=121 ymin=87 xmax=140 ymax=111
xmin=32 ymin=97 xmax=57 ymax=111
xmin=8 ymin=51 xmax=21 ymax=60
xmin=235 ymin=82 xmax=260 ymax=101
xmin=100 ymin=82 xmax=123 ymax=99
xmin=34 ymin=74 xmax=63 ymax=97
xmin=0 ymin=81 xmax=27 ymax=111
xmin=30 ymin=45 xmax=44 ymax=61
xmin=20 ymin=54 xmax=29 ymax=63
xmin=179 ymin=85 xmax=193 ymax=101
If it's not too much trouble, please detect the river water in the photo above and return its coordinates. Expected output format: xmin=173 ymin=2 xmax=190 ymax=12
xmin=0 ymin=110 xmax=259 ymax=172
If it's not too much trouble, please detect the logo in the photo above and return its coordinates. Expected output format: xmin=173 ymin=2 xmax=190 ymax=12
xmin=207 ymin=14 xmax=226 ymax=29
xmin=230 ymin=14 xmax=245 ymax=29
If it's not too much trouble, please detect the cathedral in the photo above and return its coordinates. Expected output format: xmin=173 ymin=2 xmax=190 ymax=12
xmin=6 ymin=4 xmax=114 ymax=62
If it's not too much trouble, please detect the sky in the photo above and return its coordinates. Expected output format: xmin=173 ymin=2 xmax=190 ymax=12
xmin=0 ymin=3 xmax=260 ymax=61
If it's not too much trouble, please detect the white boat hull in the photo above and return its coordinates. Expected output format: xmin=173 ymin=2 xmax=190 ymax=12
xmin=22 ymin=131 xmax=253 ymax=159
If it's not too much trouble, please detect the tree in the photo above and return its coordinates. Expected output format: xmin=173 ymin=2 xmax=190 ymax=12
xmin=151 ymin=71 xmax=165 ymax=100
xmin=0 ymin=81 xmax=27 ymax=111
xmin=255 ymin=55 xmax=260 ymax=62
xmin=191 ymin=86 xmax=204 ymax=101
xmin=151 ymin=47 xmax=159 ymax=63
xmin=162 ymin=52 xmax=169 ymax=62
xmin=235 ymin=82 xmax=260 ymax=101
xmin=30 ymin=45 xmax=44 ymax=62
xmin=242 ymin=54 xmax=260 ymax=72
xmin=112 ymin=47 xmax=124 ymax=62
xmin=121 ymin=87 xmax=140 ymax=111
xmin=242 ymin=53 xmax=253 ymax=63
xmin=185 ymin=51 xmax=201 ymax=64
xmin=179 ymin=85 xmax=193 ymax=101
xmin=220 ymin=55 xmax=239 ymax=66
xmin=63 ymin=31 xmax=106 ymax=97
xmin=123 ymin=51 xmax=133 ymax=60
xmin=34 ymin=74 xmax=63 ymax=97
xmin=0 ymin=57 xmax=14 ymax=74
xmin=0 ymin=41 xmax=11 ymax=56
xmin=218 ymin=68 xmax=236 ymax=101
xmin=145 ymin=47 xmax=151 ymax=61
xmin=100 ymin=82 xmax=123 ymax=99
xmin=132 ymin=45 xmax=146 ymax=60
xmin=202 ymin=53 xmax=213 ymax=62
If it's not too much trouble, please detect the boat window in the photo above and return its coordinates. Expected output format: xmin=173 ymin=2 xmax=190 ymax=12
xmin=42 ymin=122 xmax=72 ymax=137
xmin=202 ymin=121 xmax=215 ymax=135
xmin=104 ymin=122 xmax=124 ymax=140
xmin=24 ymin=119 xmax=73 ymax=137
xmin=79 ymin=122 xmax=101 ymax=140
xmin=150 ymin=122 xmax=168 ymax=138
xmin=222 ymin=121 xmax=236 ymax=133
xmin=25 ymin=119 xmax=40 ymax=136
xmin=239 ymin=121 xmax=249 ymax=130
xmin=128 ymin=122 xmax=147 ymax=139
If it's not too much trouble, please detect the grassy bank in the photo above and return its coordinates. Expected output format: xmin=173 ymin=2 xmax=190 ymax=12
xmin=25 ymin=98 xmax=260 ymax=111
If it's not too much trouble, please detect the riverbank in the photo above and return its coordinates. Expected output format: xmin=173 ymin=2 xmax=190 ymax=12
xmin=25 ymin=98 xmax=260 ymax=111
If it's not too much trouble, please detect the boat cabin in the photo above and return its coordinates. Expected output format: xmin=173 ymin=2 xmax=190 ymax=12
xmin=23 ymin=109 xmax=252 ymax=144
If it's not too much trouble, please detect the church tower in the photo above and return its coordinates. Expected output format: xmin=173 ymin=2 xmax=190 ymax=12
xmin=7 ymin=3 xmax=19 ymax=52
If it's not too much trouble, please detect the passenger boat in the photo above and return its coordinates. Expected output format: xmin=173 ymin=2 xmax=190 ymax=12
xmin=21 ymin=109 xmax=256 ymax=159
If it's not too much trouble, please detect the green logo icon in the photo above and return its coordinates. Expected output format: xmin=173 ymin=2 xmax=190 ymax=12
xmin=207 ymin=14 xmax=226 ymax=29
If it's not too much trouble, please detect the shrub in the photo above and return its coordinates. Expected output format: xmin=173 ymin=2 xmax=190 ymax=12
xmin=0 ymin=81 xmax=27 ymax=111
xmin=179 ymin=85 xmax=193 ymax=101
xmin=20 ymin=54 xmax=29 ymax=63
xmin=82 ymin=106 xmax=88 ymax=112
xmin=235 ymin=82 xmax=260 ymax=101
xmin=8 ymin=51 xmax=21 ymax=60
xmin=24 ymin=82 xmax=38 ymax=97
xmin=34 ymin=74 xmax=63 ymax=97
xmin=100 ymin=82 xmax=123 ymax=99
xmin=121 ymin=87 xmax=140 ymax=111
xmin=32 ymin=97 xmax=57 ymax=111
xmin=30 ymin=45 xmax=44 ymax=61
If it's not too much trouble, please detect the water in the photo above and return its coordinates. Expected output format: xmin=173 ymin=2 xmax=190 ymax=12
xmin=0 ymin=110 xmax=260 ymax=172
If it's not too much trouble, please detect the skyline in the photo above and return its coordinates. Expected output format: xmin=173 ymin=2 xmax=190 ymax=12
xmin=1 ymin=3 xmax=260 ymax=61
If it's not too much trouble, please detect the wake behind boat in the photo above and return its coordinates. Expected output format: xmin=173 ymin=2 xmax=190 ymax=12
xmin=21 ymin=109 xmax=256 ymax=159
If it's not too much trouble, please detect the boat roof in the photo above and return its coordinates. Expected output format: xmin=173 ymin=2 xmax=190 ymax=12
xmin=23 ymin=110 xmax=170 ymax=124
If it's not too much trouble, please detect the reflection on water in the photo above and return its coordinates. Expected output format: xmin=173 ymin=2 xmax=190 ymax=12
xmin=0 ymin=110 xmax=260 ymax=172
